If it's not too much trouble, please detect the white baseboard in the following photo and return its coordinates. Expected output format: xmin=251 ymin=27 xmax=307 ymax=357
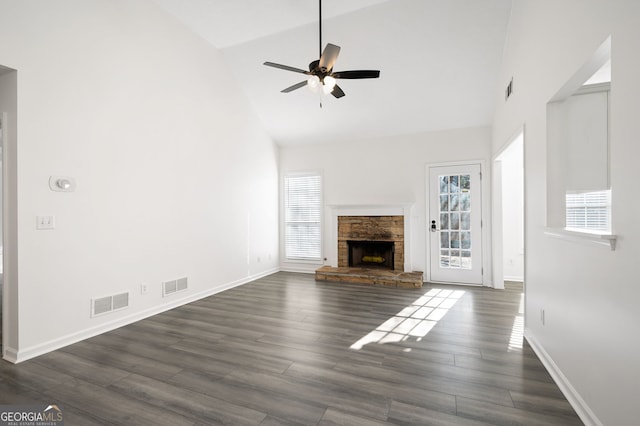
xmin=280 ymin=263 xmax=319 ymax=274
xmin=504 ymin=275 xmax=524 ymax=282
xmin=9 ymin=267 xmax=280 ymax=364
xmin=524 ymin=329 xmax=602 ymax=426
xmin=3 ymin=346 xmax=18 ymax=363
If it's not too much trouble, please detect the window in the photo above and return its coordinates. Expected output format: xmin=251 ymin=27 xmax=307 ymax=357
xmin=566 ymin=190 xmax=611 ymax=232
xmin=284 ymin=174 xmax=322 ymax=261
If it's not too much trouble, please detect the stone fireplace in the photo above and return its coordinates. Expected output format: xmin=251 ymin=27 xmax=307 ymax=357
xmin=315 ymin=204 xmax=423 ymax=288
xmin=338 ymin=215 xmax=404 ymax=271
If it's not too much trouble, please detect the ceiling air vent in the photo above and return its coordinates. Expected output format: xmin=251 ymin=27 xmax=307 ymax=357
xmin=163 ymin=277 xmax=188 ymax=297
xmin=505 ymin=77 xmax=514 ymax=101
xmin=91 ymin=292 xmax=129 ymax=317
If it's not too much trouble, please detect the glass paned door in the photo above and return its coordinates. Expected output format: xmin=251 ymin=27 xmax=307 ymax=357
xmin=438 ymin=173 xmax=472 ymax=269
xmin=429 ymin=164 xmax=483 ymax=284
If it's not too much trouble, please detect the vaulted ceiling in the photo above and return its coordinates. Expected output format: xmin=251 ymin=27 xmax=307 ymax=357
xmin=152 ymin=0 xmax=512 ymax=146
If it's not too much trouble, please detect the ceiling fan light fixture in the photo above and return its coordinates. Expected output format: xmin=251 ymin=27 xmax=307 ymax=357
xmin=307 ymin=75 xmax=321 ymax=93
xmin=322 ymin=76 xmax=337 ymax=94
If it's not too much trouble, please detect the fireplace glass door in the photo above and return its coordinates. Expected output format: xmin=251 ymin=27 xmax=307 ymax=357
xmin=429 ymin=164 xmax=483 ymax=284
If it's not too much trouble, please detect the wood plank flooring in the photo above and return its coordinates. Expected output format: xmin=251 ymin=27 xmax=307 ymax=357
xmin=0 ymin=272 xmax=582 ymax=425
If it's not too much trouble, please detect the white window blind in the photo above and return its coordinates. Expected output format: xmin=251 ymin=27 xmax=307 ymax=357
xmin=566 ymin=190 xmax=611 ymax=232
xmin=284 ymin=174 xmax=322 ymax=261
xmin=564 ymin=90 xmax=609 ymax=191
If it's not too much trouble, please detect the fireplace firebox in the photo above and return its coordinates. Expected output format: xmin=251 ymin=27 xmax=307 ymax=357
xmin=348 ymin=240 xmax=395 ymax=270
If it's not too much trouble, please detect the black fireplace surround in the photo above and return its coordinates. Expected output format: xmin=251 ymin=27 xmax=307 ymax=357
xmin=348 ymin=240 xmax=395 ymax=270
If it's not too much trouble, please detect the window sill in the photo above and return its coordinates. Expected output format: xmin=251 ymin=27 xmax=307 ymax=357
xmin=544 ymin=227 xmax=617 ymax=250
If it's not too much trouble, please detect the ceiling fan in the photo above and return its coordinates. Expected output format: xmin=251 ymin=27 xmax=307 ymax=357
xmin=263 ymin=0 xmax=380 ymax=102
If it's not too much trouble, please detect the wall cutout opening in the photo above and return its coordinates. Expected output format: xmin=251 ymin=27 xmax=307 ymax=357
xmin=546 ymin=36 xmax=612 ymax=237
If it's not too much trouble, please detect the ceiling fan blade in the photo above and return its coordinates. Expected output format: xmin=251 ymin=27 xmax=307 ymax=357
xmin=264 ymin=62 xmax=309 ymax=74
xmin=331 ymin=84 xmax=345 ymax=98
xmin=281 ymin=80 xmax=308 ymax=93
xmin=332 ymin=70 xmax=380 ymax=79
xmin=319 ymin=43 xmax=341 ymax=71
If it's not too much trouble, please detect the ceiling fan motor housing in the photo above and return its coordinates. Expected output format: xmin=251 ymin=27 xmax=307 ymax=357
xmin=309 ymin=59 xmax=331 ymax=78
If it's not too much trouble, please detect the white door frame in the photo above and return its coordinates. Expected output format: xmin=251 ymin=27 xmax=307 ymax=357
xmin=0 ymin=67 xmax=19 ymax=362
xmin=425 ymin=160 xmax=491 ymax=286
xmin=0 ymin=112 xmax=5 ymax=355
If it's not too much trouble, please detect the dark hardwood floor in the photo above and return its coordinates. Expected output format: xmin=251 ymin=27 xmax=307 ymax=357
xmin=0 ymin=272 xmax=582 ymax=425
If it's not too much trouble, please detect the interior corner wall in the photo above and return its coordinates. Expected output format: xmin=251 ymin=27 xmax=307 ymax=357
xmin=278 ymin=127 xmax=492 ymax=277
xmin=491 ymin=1 xmax=640 ymax=424
xmin=0 ymin=0 xmax=279 ymax=361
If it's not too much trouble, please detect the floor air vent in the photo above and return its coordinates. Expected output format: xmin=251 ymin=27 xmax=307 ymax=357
xmin=91 ymin=292 xmax=129 ymax=317
xmin=163 ymin=277 xmax=188 ymax=297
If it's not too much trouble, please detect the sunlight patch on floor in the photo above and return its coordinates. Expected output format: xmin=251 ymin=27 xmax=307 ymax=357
xmin=350 ymin=288 xmax=465 ymax=350
xmin=508 ymin=293 xmax=525 ymax=350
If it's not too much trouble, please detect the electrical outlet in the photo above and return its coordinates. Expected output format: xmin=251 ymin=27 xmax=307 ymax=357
xmin=140 ymin=283 xmax=148 ymax=295
xmin=36 ymin=216 xmax=55 ymax=230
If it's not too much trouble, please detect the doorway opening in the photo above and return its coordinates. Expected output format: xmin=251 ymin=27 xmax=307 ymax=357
xmin=500 ymin=132 xmax=524 ymax=282
xmin=493 ymin=129 xmax=525 ymax=290
xmin=493 ymin=129 xmax=525 ymax=349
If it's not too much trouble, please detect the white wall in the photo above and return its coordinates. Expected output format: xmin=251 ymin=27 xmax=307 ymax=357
xmin=279 ymin=127 xmax=491 ymax=279
xmin=0 ymin=0 xmax=279 ymax=361
xmin=492 ymin=1 xmax=640 ymax=424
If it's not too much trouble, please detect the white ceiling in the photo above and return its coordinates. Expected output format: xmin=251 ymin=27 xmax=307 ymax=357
xmin=153 ymin=0 xmax=512 ymax=146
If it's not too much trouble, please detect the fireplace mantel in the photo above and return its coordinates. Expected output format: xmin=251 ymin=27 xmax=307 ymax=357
xmin=328 ymin=204 xmax=413 ymax=272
